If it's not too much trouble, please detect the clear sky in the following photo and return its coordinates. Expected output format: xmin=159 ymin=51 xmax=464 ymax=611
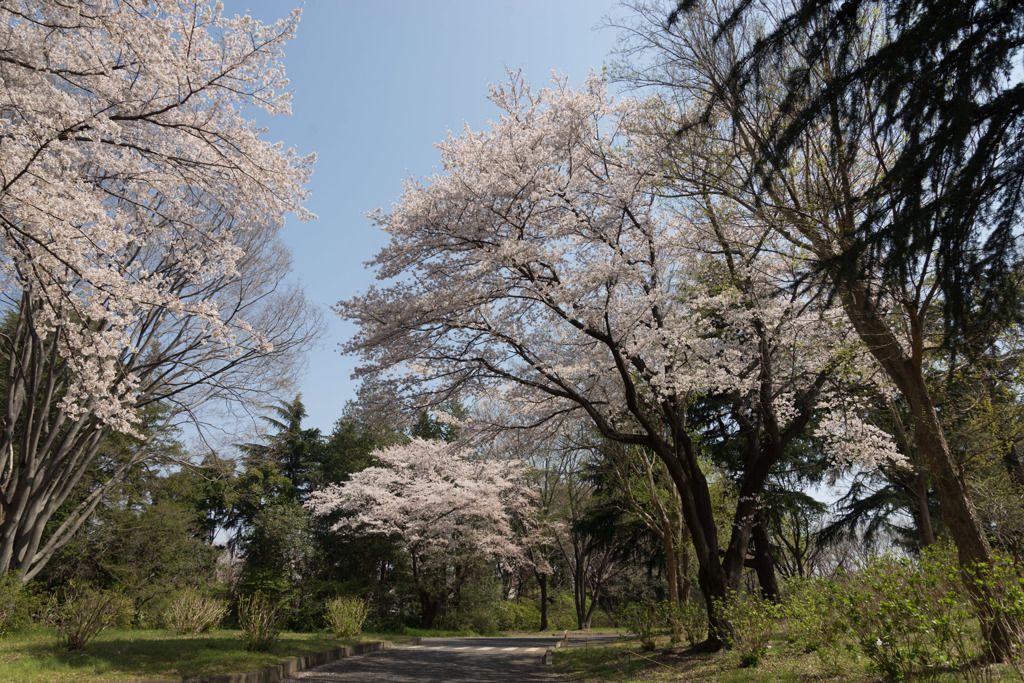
xmin=218 ymin=1 xmax=629 ymax=434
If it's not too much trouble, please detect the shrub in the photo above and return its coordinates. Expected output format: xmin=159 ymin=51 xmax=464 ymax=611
xmin=716 ymin=589 xmax=780 ymax=667
xmin=0 ymin=572 xmax=34 ymax=635
xmin=237 ymin=592 xmax=281 ymax=652
xmin=671 ymin=597 xmax=707 ymax=646
xmin=620 ymin=601 xmax=662 ymax=651
xmin=783 ymin=576 xmax=851 ymax=674
xmin=163 ymin=588 xmax=228 ymax=635
xmin=546 ymin=590 xmax=578 ymax=631
xmin=324 ymin=596 xmax=369 ymax=639
xmin=45 ymin=581 xmax=132 ymax=651
xmin=494 ymin=600 xmax=542 ymax=632
xmin=841 ymin=548 xmax=978 ymax=682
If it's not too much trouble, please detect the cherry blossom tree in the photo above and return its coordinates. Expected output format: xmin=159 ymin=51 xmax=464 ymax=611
xmin=0 ymin=1 xmax=317 ymax=579
xmin=305 ymin=438 xmax=534 ymax=629
xmin=339 ymin=73 xmax=899 ymax=646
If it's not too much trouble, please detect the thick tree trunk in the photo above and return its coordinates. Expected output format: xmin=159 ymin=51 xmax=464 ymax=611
xmin=573 ymin=557 xmax=588 ymax=631
xmin=679 ymin=527 xmax=692 ymax=604
xmin=656 ymin=429 xmax=790 ymax=649
xmin=659 ymin=439 xmax=730 ymax=650
xmin=581 ymin=594 xmax=598 ymax=630
xmin=418 ymin=588 xmax=441 ymax=630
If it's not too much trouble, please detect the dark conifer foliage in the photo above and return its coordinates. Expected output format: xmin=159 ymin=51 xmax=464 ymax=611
xmin=677 ymin=0 xmax=1024 ymax=345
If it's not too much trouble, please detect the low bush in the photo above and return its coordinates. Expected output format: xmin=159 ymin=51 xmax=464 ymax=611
xmin=163 ymin=588 xmax=228 ymax=636
xmin=672 ymin=597 xmax=707 ymax=646
xmin=546 ymin=591 xmax=579 ymax=631
xmin=494 ymin=600 xmax=541 ymax=632
xmin=45 ymin=581 xmax=132 ymax=651
xmin=840 ymin=546 xmax=985 ymax=681
xmin=237 ymin=592 xmax=281 ymax=652
xmin=783 ymin=575 xmax=851 ymax=674
xmin=716 ymin=589 xmax=781 ymax=667
xmin=324 ymin=596 xmax=369 ymax=638
xmin=962 ymin=552 xmax=1024 ymax=677
xmin=619 ymin=601 xmax=662 ymax=651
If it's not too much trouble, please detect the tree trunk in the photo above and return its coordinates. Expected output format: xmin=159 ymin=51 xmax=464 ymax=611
xmin=914 ymin=468 xmax=936 ymax=548
xmin=573 ymin=555 xmax=588 ymax=631
xmin=418 ymin=588 xmax=441 ymax=630
xmin=536 ymin=570 xmax=549 ymax=631
xmin=889 ymin=399 xmax=936 ymax=547
xmin=751 ymin=517 xmax=779 ymax=602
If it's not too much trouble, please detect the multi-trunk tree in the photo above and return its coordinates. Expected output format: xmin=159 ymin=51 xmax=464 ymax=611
xmin=339 ymin=74 xmax=901 ymax=646
xmin=0 ymin=1 xmax=318 ymax=579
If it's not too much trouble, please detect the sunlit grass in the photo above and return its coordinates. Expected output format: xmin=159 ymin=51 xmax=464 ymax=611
xmin=0 ymin=627 xmax=365 ymax=683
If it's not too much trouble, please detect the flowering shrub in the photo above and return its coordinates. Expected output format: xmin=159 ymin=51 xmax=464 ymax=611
xmin=782 ymin=576 xmax=851 ymax=674
xmin=324 ymin=596 xmax=369 ymax=639
xmin=675 ymin=598 xmax=707 ymax=647
xmin=0 ymin=572 xmax=34 ymax=635
xmin=163 ymin=588 xmax=228 ymax=636
xmin=494 ymin=600 xmax=542 ymax=632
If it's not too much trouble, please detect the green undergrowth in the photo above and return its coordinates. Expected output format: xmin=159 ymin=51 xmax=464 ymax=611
xmin=0 ymin=627 xmax=376 ymax=683
xmin=552 ymin=633 xmax=1024 ymax=682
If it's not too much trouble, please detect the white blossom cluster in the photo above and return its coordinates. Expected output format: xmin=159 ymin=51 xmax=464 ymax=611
xmin=0 ymin=1 xmax=314 ymax=429
xmin=305 ymin=438 xmax=533 ymax=571
xmin=342 ymin=73 xmax=900 ymax=470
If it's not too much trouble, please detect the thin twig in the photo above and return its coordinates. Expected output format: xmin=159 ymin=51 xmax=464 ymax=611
xmin=626 ymin=649 xmax=679 ymax=671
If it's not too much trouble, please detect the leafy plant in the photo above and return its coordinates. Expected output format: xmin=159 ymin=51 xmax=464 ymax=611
xmin=493 ymin=600 xmax=542 ymax=632
xmin=163 ymin=588 xmax=228 ymax=636
xmin=45 ymin=581 xmax=132 ymax=651
xmin=783 ymin=575 xmax=851 ymax=674
xmin=237 ymin=592 xmax=281 ymax=652
xmin=716 ymin=589 xmax=780 ymax=667
xmin=961 ymin=553 xmax=1024 ymax=681
xmin=841 ymin=548 xmax=980 ymax=682
xmin=324 ymin=596 xmax=369 ymax=639
xmin=620 ymin=602 xmax=661 ymax=651
xmin=0 ymin=572 xmax=35 ymax=635
xmin=676 ymin=598 xmax=707 ymax=647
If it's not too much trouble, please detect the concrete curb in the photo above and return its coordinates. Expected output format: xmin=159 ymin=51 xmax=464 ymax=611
xmin=136 ymin=640 xmax=392 ymax=683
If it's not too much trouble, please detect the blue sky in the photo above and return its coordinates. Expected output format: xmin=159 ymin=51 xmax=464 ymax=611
xmin=219 ymin=1 xmax=628 ymax=433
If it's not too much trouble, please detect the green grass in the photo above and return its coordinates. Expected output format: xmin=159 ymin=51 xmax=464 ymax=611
xmin=0 ymin=627 xmax=373 ymax=683
xmin=397 ymin=627 xmax=494 ymax=638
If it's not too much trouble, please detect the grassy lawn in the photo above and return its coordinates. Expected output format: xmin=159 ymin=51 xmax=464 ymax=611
xmin=0 ymin=628 xmax=374 ymax=683
xmin=552 ymin=633 xmax=1024 ymax=682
